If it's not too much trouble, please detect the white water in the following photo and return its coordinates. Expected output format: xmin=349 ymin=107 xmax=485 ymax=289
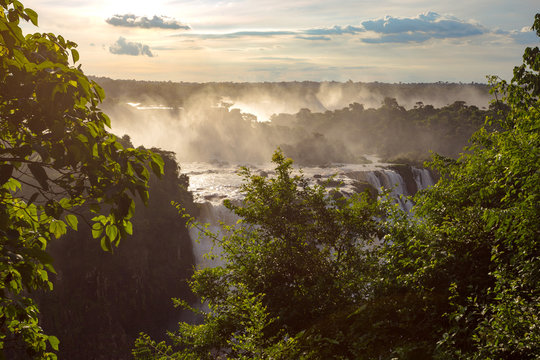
xmin=181 ymin=158 xmax=435 ymax=267
xmin=413 ymin=167 xmax=435 ymax=189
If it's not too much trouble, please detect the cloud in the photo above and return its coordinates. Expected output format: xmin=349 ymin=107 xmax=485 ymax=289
xmin=511 ymin=30 xmax=538 ymax=45
xmin=296 ymin=35 xmax=331 ymax=41
xmin=151 ymin=46 xmax=176 ymax=51
xmin=106 ymin=14 xmax=190 ymax=30
xmin=174 ymin=30 xmax=296 ymax=39
xmin=304 ymin=25 xmax=364 ymax=36
xmin=109 ymin=37 xmax=154 ymax=57
xmin=169 ymin=11 xmax=532 ymax=46
xmin=495 ymin=27 xmax=538 ymax=45
xmin=360 ymin=12 xmax=486 ymax=43
xmin=363 ymin=33 xmax=431 ymax=44
xmin=175 ymin=26 xmax=360 ymax=40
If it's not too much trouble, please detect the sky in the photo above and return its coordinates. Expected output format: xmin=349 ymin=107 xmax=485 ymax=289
xmin=20 ymin=0 xmax=539 ymax=83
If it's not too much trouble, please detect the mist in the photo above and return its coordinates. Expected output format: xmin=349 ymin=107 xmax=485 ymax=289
xmin=98 ymin=79 xmax=493 ymax=165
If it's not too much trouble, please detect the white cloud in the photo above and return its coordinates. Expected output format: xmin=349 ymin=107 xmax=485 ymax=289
xmin=296 ymin=35 xmax=331 ymax=41
xmin=361 ymin=12 xmax=487 ymax=43
xmin=499 ymin=28 xmax=538 ymax=45
xmin=106 ymin=14 xmax=190 ymax=30
xmin=304 ymin=25 xmax=364 ymax=36
xmin=173 ymin=12 xmax=517 ymax=45
xmin=109 ymin=37 xmax=154 ymax=57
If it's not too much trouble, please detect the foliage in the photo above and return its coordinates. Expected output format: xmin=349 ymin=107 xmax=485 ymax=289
xmin=0 ymin=1 xmax=163 ymax=358
xmin=380 ymin=14 xmax=540 ymax=359
xmin=134 ymin=150 xmax=384 ymax=359
xmin=36 ymin=148 xmax=196 ymax=360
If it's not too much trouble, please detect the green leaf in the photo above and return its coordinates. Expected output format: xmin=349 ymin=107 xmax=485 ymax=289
xmin=6 ymin=18 xmax=25 ymax=43
xmin=93 ymin=83 xmax=106 ymax=101
xmin=124 ymin=220 xmax=133 ymax=235
xmin=100 ymin=236 xmax=112 ymax=252
xmin=71 ymin=48 xmax=79 ymax=63
xmin=91 ymin=215 xmax=107 ymax=223
xmin=58 ymin=197 xmax=72 ymax=209
xmin=91 ymin=223 xmax=103 ymax=238
xmin=49 ymin=220 xmax=67 ymax=239
xmin=48 ymin=335 xmax=60 ymax=351
xmin=106 ymin=224 xmax=118 ymax=242
xmin=101 ymin=113 xmax=111 ymax=128
xmin=150 ymin=153 xmax=164 ymax=175
xmin=76 ymin=133 xmax=88 ymax=143
xmin=38 ymin=269 xmax=49 ymax=282
xmin=150 ymin=161 xmax=163 ymax=178
xmin=25 ymin=8 xmax=39 ymax=26
xmin=65 ymin=214 xmax=78 ymax=231
xmin=4 ymin=178 xmax=21 ymax=192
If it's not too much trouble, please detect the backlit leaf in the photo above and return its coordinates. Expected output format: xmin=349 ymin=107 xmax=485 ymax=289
xmin=65 ymin=214 xmax=78 ymax=231
xmin=48 ymin=335 xmax=60 ymax=351
xmin=106 ymin=224 xmax=118 ymax=242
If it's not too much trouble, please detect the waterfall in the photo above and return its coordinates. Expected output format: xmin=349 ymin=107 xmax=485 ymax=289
xmin=412 ymin=167 xmax=435 ymax=189
xmin=184 ymin=163 xmax=435 ymax=267
xmin=189 ymin=201 xmax=241 ymax=268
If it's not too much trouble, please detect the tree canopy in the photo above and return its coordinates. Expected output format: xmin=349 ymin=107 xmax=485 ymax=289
xmin=134 ymin=150 xmax=385 ymax=359
xmin=1 ymin=1 xmax=163 ymax=358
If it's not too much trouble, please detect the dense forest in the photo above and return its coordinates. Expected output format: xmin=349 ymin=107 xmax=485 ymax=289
xmin=95 ymin=74 xmax=493 ymax=165
xmin=92 ymin=77 xmax=491 ymax=111
xmin=1 ymin=2 xmax=539 ymax=360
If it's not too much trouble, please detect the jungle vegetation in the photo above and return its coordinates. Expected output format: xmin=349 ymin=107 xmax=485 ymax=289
xmin=1 ymin=1 xmax=538 ymax=359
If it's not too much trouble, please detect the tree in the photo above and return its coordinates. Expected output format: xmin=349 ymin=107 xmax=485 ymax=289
xmin=134 ymin=150 xmax=383 ymax=359
xmin=37 ymin=148 xmax=196 ymax=360
xmin=380 ymin=14 xmax=540 ymax=359
xmin=1 ymin=1 xmax=163 ymax=358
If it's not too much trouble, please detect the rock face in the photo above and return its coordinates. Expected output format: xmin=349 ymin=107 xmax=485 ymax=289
xmin=38 ymin=151 xmax=197 ymax=360
xmin=351 ymin=180 xmax=379 ymax=199
xmin=388 ymin=164 xmax=418 ymax=196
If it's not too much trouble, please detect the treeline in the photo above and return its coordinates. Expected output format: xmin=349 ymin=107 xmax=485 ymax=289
xmin=104 ymin=93 xmax=498 ymax=166
xmin=92 ymin=77 xmax=491 ymax=111
xmin=272 ymin=98 xmax=500 ymax=165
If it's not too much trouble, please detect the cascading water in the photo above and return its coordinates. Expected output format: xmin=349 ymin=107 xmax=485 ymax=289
xmin=181 ymin=159 xmax=436 ymax=268
xmin=188 ymin=202 xmax=238 ymax=268
xmin=412 ymin=167 xmax=435 ymax=189
xmin=375 ymin=170 xmax=414 ymax=211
